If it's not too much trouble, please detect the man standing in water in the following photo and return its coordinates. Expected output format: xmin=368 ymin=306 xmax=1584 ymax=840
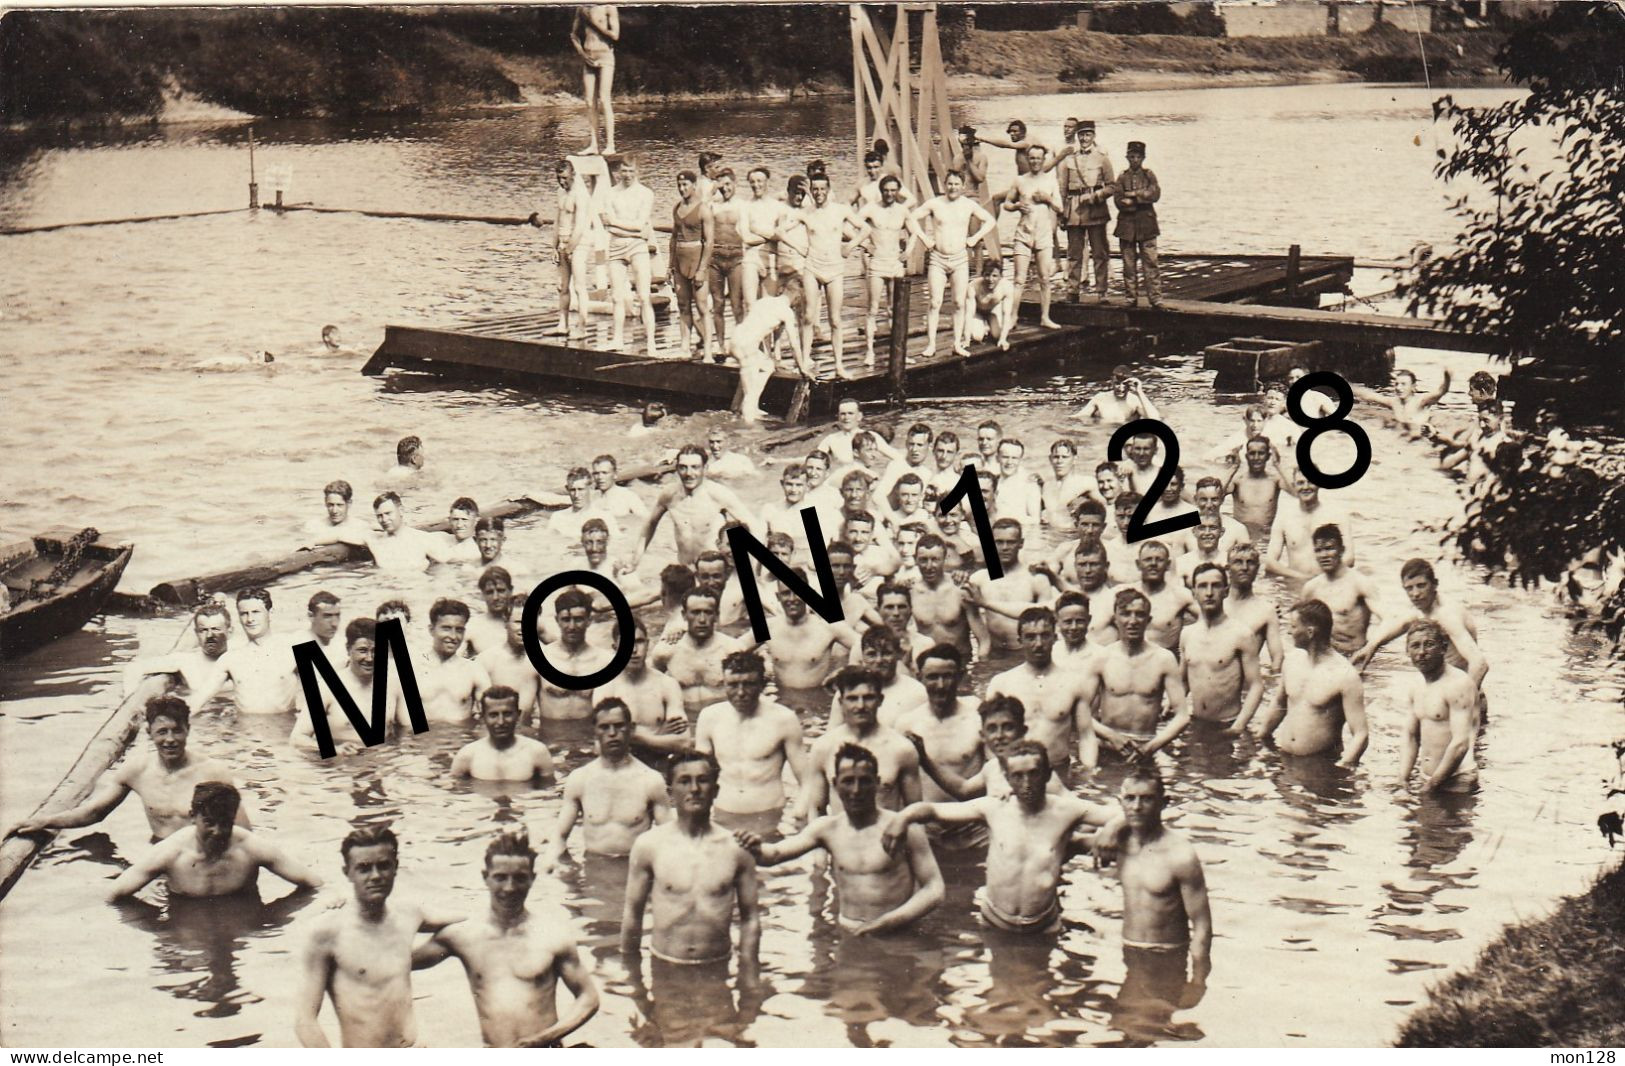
xmin=418 ymin=599 xmax=491 ymax=724
xmin=892 ymin=644 xmax=986 ymax=805
xmin=694 ymin=651 xmax=808 ymax=820
xmin=477 ymin=614 xmax=543 ymax=720
xmin=883 ymin=741 xmax=1120 ymax=934
xmin=741 ymin=743 xmax=944 ymax=935
xmin=537 ymin=589 xmax=612 ymax=721
xmin=1180 ymin=563 xmax=1265 ymax=734
xmin=451 ymin=687 xmax=556 ymax=782
xmin=802 ymin=667 xmax=922 ymax=817
xmin=631 ymin=444 xmax=758 ymax=569
xmin=11 ymin=695 xmax=244 ymax=841
xmin=1075 ymin=366 xmax=1160 ymax=424
xmin=108 ymin=782 xmax=318 ymax=901
xmin=986 ymin=607 xmax=1099 ymax=778
xmin=906 ymin=170 xmax=998 ymax=358
xmin=413 ymin=830 xmax=601 ymax=1047
xmin=292 ymin=617 xmax=409 ymax=754
xmin=190 ymin=588 xmax=296 ymax=714
xmin=296 ymin=825 xmax=458 ymax=1048
xmin=1266 ymin=472 xmax=1352 ymax=581
xmin=601 ymin=154 xmax=658 ymax=357
xmin=1301 ymin=524 xmax=1383 ymax=655
xmin=1081 ymin=589 xmax=1190 ymax=759
xmin=571 ymin=5 xmax=617 ymax=154
xmin=123 ymin=601 xmax=234 ymax=698
xmin=544 ymin=698 xmax=670 ymax=869
xmin=1225 ymin=541 xmax=1283 ymax=671
xmin=1352 ymin=558 xmax=1487 ymax=688
xmin=1395 ymin=621 xmax=1482 ymax=794
xmin=594 ymin=622 xmax=691 ymax=754
xmin=652 ymin=589 xmax=744 ymax=713
xmin=1253 ymin=600 xmax=1368 ymax=768
xmin=1112 ymin=766 xmax=1212 ymax=1028
xmin=304 ymin=479 xmax=373 ymax=543
xmin=1223 ymin=436 xmax=1285 ymax=545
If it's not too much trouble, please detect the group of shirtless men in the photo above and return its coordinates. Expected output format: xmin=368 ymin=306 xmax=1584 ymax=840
xmin=6 ymin=367 xmax=1496 ymax=1046
xmin=545 ymin=117 xmax=1163 ymax=423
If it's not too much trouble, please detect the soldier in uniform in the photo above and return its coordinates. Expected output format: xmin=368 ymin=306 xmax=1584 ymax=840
xmin=1113 ymin=140 xmax=1162 ymax=308
xmin=1058 ymin=120 xmax=1116 ymax=303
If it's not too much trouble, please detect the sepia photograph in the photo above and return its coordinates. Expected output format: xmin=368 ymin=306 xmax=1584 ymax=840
xmin=1 ymin=0 xmax=1622 ymax=1050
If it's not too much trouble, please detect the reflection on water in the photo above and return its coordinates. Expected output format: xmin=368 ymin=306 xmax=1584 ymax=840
xmin=3 ymin=86 xmax=1622 ymax=1048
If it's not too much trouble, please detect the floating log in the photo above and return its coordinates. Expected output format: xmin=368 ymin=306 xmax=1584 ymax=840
xmin=0 ymin=207 xmax=250 ymax=237
xmin=0 ymin=675 xmax=172 ymax=903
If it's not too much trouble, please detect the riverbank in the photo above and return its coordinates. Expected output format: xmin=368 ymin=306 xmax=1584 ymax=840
xmin=1399 ymin=861 xmax=1625 ymax=1047
xmin=1 ymin=8 xmax=1509 ymax=130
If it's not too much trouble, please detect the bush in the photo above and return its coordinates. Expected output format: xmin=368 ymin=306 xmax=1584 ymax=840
xmin=1345 ymin=52 xmax=1455 ymax=82
xmin=1058 ymin=62 xmax=1112 ymax=85
xmin=1089 ymin=2 xmax=1222 ymax=36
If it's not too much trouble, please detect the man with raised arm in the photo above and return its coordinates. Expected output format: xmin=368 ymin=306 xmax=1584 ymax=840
xmin=108 ymin=782 xmax=316 ymax=901
xmin=10 ymin=695 xmax=244 ymax=841
xmin=1081 ymin=588 xmax=1191 ymax=759
xmin=986 ymin=606 xmax=1098 ymax=778
xmin=413 ymin=830 xmax=601 ymax=1046
xmin=543 ymin=698 xmax=669 ymax=870
xmin=296 ymin=825 xmax=457 ymax=1047
xmin=741 ymin=742 xmax=943 ymax=935
xmin=1394 ymin=621 xmax=1482 ymax=794
xmin=1352 ymin=558 xmax=1487 ymax=688
xmin=884 ymin=741 xmax=1119 ymax=934
xmin=694 ymin=651 xmax=808 ymax=820
xmin=906 ymin=169 xmax=997 ymax=358
xmin=1252 ymin=600 xmax=1368 ymax=768
xmin=632 ymin=443 xmax=758 ymax=569
xmin=1180 ymin=563 xmax=1265 ymax=734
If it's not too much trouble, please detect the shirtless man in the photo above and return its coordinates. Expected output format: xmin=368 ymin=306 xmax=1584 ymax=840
xmin=417 ymin=599 xmax=491 ymax=724
xmin=884 ymin=741 xmax=1119 ymax=934
xmin=1179 ymin=563 xmax=1264 ymax=733
xmin=994 ymin=438 xmax=1045 ymax=535
xmin=123 ymin=601 xmax=233 ymax=698
xmin=1223 ymin=436 xmax=1285 ymax=545
xmin=451 ymin=687 xmax=556 ymax=782
xmin=1301 ymin=524 xmax=1382 ymax=655
xmin=1042 ymin=439 xmax=1103 ymax=533
xmin=652 ymin=589 xmax=743 ymax=713
xmin=292 ymin=618 xmax=409 ymax=754
xmin=477 ymin=613 xmax=543 ymax=719
xmin=1265 ymin=472 xmax=1352 ymax=581
xmin=1352 ymin=558 xmax=1487 ymax=687
xmin=601 ymin=153 xmax=658 ymax=356
xmin=910 ymin=533 xmax=983 ymax=658
xmin=295 ymin=825 xmax=457 ymax=1047
xmin=304 ymin=479 xmax=374 ymax=543
xmin=800 ymin=172 xmax=869 ymax=380
xmin=708 ymin=169 xmax=749 ymax=348
xmin=1081 ymin=589 xmax=1190 ymax=759
xmin=829 ymin=627 xmax=928 ymax=729
xmin=536 ymin=159 xmax=591 ymax=339
xmin=816 ymin=399 xmax=865 ymax=468
xmin=761 ymin=569 xmax=860 ymax=690
xmin=803 ymin=667 xmax=922 ymax=817
xmin=632 ymin=444 xmax=758 ymax=569
xmin=858 ymin=174 xmax=912 ymax=364
xmin=1115 ymin=433 xmax=1161 ymax=498
xmin=858 ymin=582 xmax=934 ymax=675
xmin=694 ymin=651 xmax=808 ymax=818
xmin=436 ymin=498 xmax=484 ymax=566
xmin=1252 ymin=600 xmax=1368 ymax=768
xmin=742 ymin=742 xmax=944 ymax=934
xmin=108 ymin=782 xmax=317 ymax=901
xmin=891 ymin=645 xmax=985 ymax=804
xmin=986 ymin=607 xmax=1098 ymax=776
xmin=1191 ymin=476 xmax=1249 ymax=553
xmin=473 ymin=516 xmax=509 ymax=571
xmin=966 ymin=259 xmax=1016 ymax=350
xmin=595 ymin=623 xmax=690 ymax=755
xmin=543 ymin=698 xmax=670 ymax=868
xmin=740 ymin=166 xmax=784 ymax=302
xmin=906 ymin=170 xmax=997 ymax=358
xmin=1354 ymin=367 xmax=1450 ymax=439
xmin=729 ymin=279 xmax=815 ymax=423
xmin=10 ymin=695 xmax=244 ymax=841
xmin=1076 ymin=365 xmax=1160 ymax=424
xmin=346 ymin=491 xmax=446 ymax=573
xmin=1003 ymin=144 xmax=1064 ymax=329
xmin=464 ymin=566 xmax=514 ymax=659
xmin=1112 ymin=766 xmax=1212 ymax=1025
xmin=189 ymin=588 xmax=296 ymax=715
xmin=413 ymin=830 xmax=600 ymax=1046
xmin=1225 ymin=541 xmax=1283 ymax=670
xmin=1132 ymin=541 xmax=1197 ymax=653
xmin=968 ymin=518 xmax=1054 ymax=653
xmin=621 ymin=749 xmax=760 ymax=966
xmin=1394 ymin=621 xmax=1481 ymax=794
xmin=538 ymin=588 xmax=614 ymax=721
xmin=1174 ymin=521 xmax=1227 ymax=588
xmin=761 ymin=464 xmax=816 ymax=563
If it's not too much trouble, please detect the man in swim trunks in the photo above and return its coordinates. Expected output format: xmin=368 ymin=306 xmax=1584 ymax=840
xmin=535 ymin=158 xmax=593 ymax=339
xmin=740 ymin=166 xmax=784 ymax=302
xmin=774 ymin=174 xmax=811 ymax=294
xmin=1394 ymin=620 xmax=1482 ymax=794
xmin=967 ymin=259 xmax=1016 ymax=349
xmin=799 ymin=172 xmax=869 ymax=380
xmin=950 ymin=126 xmax=993 ymax=271
xmin=1111 ymin=765 xmax=1212 ymax=1032
xmin=740 ymin=742 xmax=944 ymax=935
xmin=729 ymin=276 xmax=815 ymax=423
xmin=857 ymin=174 xmax=912 ymax=366
xmin=109 ymin=782 xmax=318 ymax=901
xmin=1003 ymin=144 xmax=1064 ymax=330
xmin=1114 ymin=140 xmax=1163 ymax=307
xmin=413 ymin=829 xmax=600 ymax=1046
xmin=670 ymin=169 xmax=716 ymax=361
xmin=708 ymin=168 xmax=749 ymax=351
xmin=571 ymin=5 xmax=618 ymax=154
xmin=884 ymin=740 xmax=1119 ymax=934
xmin=1180 ymin=563 xmax=1265 ymax=733
xmin=906 ymin=170 xmax=997 ymax=358
xmin=1252 ymin=599 xmax=1368 ymax=767
xmin=601 ymin=154 xmax=658 ymax=357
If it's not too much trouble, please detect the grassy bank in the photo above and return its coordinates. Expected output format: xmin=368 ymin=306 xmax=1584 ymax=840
xmin=1 ymin=7 xmax=1508 ymax=128
xmin=1398 ymin=861 xmax=1625 ymax=1047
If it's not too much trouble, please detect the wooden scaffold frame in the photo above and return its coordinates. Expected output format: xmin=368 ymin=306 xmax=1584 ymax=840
xmin=850 ymin=3 xmax=955 ymax=207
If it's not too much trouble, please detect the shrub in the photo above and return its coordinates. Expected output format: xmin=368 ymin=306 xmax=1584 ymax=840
xmin=1058 ymin=62 xmax=1112 ymax=85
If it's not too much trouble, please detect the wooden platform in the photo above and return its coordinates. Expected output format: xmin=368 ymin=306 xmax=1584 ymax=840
xmin=361 ymin=252 xmax=1362 ymax=418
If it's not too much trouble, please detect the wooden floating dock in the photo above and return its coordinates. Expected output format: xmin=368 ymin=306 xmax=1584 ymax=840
xmin=362 ymin=252 xmax=1364 ymax=418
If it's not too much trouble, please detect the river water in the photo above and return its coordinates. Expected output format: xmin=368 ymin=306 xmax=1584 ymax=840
xmin=2 ymin=84 xmax=1620 ymax=1048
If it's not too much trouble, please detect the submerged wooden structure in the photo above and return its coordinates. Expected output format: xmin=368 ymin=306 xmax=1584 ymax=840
xmin=1 ymin=530 xmax=133 ymax=657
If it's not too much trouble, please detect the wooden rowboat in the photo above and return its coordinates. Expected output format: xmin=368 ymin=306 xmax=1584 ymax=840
xmin=0 ymin=529 xmax=133 ymax=658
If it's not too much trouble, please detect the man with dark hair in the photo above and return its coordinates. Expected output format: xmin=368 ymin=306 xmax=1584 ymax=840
xmin=439 ymin=496 xmax=484 ymax=565
xmin=1111 ymin=766 xmax=1212 ymax=1034
xmin=325 ymin=491 xmax=446 ymax=572
xmin=1076 ymin=365 xmax=1159 ymax=425
xmin=742 ymin=742 xmax=944 ymax=935
xmin=1253 ymin=600 xmax=1368 ymax=767
xmin=854 ymin=582 xmax=933 ymax=679
xmin=1223 ymin=435 xmax=1286 ymax=546
xmin=544 ymin=699 xmax=670 ymax=869
xmin=1353 ymin=558 xmax=1486 ymax=687
xmin=191 ymin=587 xmax=297 ymax=715
xmin=885 ymin=740 xmax=1119 ymax=934
xmin=893 ymin=645 xmax=984 ymax=809
xmin=968 ymin=517 xmax=1054 ymax=652
xmin=296 ymin=824 xmax=458 ymax=1047
xmin=1114 ymin=140 xmax=1162 ymax=307
xmin=413 ymin=829 xmax=600 ymax=1046
xmin=1132 ymin=540 xmax=1197 ymax=653
xmin=419 ymin=598 xmax=490 ymax=724
xmin=538 ymin=588 xmax=611 ymax=721
xmin=452 ymin=687 xmax=556 ymax=781
xmin=761 ymin=568 xmax=862 ymax=690
xmin=1395 ymin=621 xmax=1482 ymax=794
xmin=108 ymin=782 xmax=317 ymax=901
xmin=1180 ymin=563 xmax=1265 ymax=734
xmin=911 ymin=532 xmax=984 ymax=658
xmin=305 ymin=478 xmax=372 ymax=542
xmin=694 ymin=651 xmax=807 ymax=819
xmin=305 ymin=590 xmax=344 ymax=659
xmin=123 ymin=600 xmax=234 ymax=697
xmin=1265 ymin=470 xmax=1353 ymax=581
xmin=595 ymin=620 xmax=690 ymax=755
xmin=631 ymin=443 xmax=758 ymax=569
xmin=1225 ymin=541 xmax=1283 ymax=672
xmin=476 ymin=612 xmax=543 ymax=720
xmin=987 ymin=606 xmax=1098 ymax=777
xmin=803 ymin=667 xmax=922 ymax=818
xmin=464 ymin=565 xmax=514 ymax=659
xmin=292 ymin=617 xmax=409 ymax=754
xmin=1080 ymin=588 xmax=1189 ymax=759
xmin=830 ymin=626 xmax=927 ymax=728
xmin=10 ymin=695 xmax=244 ymax=840
xmin=381 ymin=435 xmax=428 ymax=490
xmin=1058 ymin=118 xmax=1115 ymax=301
xmin=652 ymin=588 xmax=745 ymax=714
xmin=1302 ymin=523 xmax=1383 ymax=655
